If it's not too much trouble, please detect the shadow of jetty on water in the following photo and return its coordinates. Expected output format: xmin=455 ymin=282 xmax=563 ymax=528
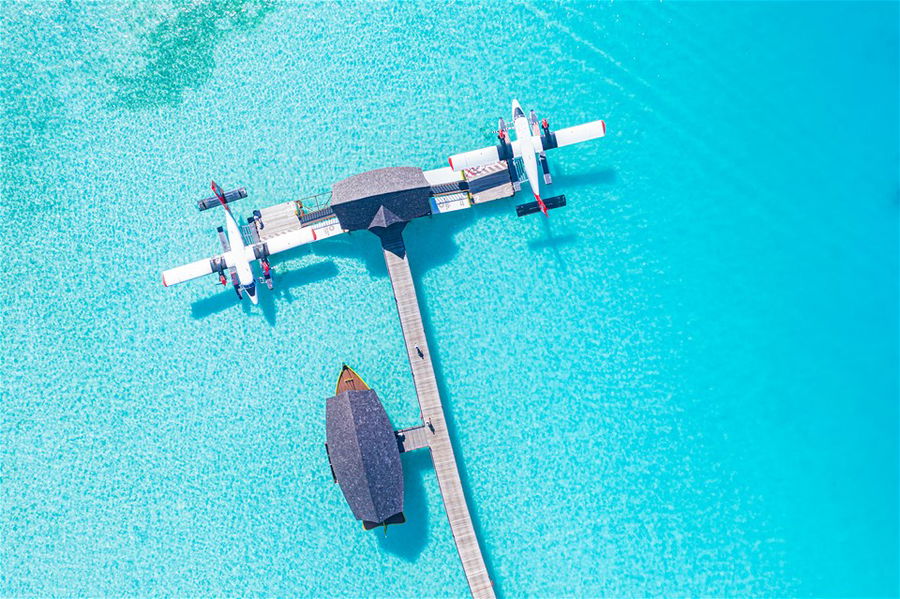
xmin=376 ymin=449 xmax=432 ymax=561
xmin=310 ymin=201 xmax=501 ymax=280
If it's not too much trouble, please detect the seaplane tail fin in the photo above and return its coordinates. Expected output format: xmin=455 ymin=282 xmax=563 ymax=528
xmin=211 ymin=180 xmax=230 ymax=211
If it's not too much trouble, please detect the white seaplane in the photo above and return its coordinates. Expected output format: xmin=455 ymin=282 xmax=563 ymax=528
xmin=161 ymin=181 xmax=316 ymax=303
xmin=448 ymin=99 xmax=606 ymax=216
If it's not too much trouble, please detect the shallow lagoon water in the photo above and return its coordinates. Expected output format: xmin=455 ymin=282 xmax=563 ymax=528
xmin=1 ymin=2 xmax=898 ymax=597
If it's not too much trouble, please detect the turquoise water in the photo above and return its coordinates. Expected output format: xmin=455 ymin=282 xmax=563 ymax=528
xmin=2 ymin=1 xmax=898 ymax=597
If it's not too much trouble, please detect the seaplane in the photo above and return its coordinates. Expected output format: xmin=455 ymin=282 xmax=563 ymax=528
xmin=448 ymin=99 xmax=606 ymax=217
xmin=161 ymin=181 xmax=317 ymax=304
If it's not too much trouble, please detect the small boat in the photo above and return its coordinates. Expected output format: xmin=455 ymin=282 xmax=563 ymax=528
xmin=336 ymin=363 xmax=370 ymax=394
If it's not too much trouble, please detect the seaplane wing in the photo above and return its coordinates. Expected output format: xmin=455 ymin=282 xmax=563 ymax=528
xmin=448 ymin=143 xmax=518 ymax=171
xmin=162 ymin=228 xmax=317 ymax=288
xmin=552 ymin=120 xmax=607 ymax=148
xmin=162 ymin=256 xmax=219 ymax=287
xmin=447 ymin=139 xmax=541 ymax=170
xmin=258 ymin=227 xmax=317 ymax=256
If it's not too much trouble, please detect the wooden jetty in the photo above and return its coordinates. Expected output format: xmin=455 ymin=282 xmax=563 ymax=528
xmin=166 ymin=106 xmax=608 ymax=595
xmin=238 ymin=167 xmax=503 ymax=597
xmin=382 ymin=235 xmax=495 ymax=599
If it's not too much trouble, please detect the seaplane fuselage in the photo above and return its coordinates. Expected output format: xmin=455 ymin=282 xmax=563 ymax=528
xmin=223 ymin=209 xmax=258 ymax=304
xmin=510 ymin=99 xmax=546 ymax=215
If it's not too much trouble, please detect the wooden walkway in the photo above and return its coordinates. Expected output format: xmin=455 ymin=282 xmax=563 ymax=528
xmin=395 ymin=424 xmax=431 ymax=454
xmin=382 ymin=237 xmax=495 ymax=599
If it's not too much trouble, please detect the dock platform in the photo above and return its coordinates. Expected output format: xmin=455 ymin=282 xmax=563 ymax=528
xmin=253 ymin=194 xmax=344 ymax=246
xmin=382 ymin=235 xmax=495 ymax=599
xmin=395 ymin=424 xmax=431 ymax=453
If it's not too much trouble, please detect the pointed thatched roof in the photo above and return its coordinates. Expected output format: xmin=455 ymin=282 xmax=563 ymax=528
xmin=369 ymin=205 xmax=404 ymax=229
xmin=325 ymin=390 xmax=403 ymax=526
xmin=329 ymin=166 xmax=431 ymax=232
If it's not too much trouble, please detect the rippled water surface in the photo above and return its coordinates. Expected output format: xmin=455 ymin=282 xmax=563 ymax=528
xmin=2 ymin=2 xmax=898 ymax=597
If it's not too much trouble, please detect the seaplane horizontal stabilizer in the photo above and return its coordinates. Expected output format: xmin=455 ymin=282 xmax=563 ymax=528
xmin=198 ymin=187 xmax=247 ymax=211
xmin=516 ymin=194 xmax=566 ymax=217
